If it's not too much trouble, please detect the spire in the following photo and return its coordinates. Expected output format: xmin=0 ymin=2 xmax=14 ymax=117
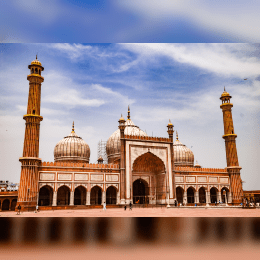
xmin=224 ymin=86 xmax=226 ymax=92
xmin=127 ymin=105 xmax=130 ymax=119
xmin=176 ymin=131 xmax=179 ymax=140
xmin=72 ymin=121 xmax=75 ymax=133
xmin=36 ymin=54 xmax=38 ymax=60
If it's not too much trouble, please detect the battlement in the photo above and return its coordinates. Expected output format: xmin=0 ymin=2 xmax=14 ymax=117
xmin=175 ymin=166 xmax=227 ymax=173
xmin=41 ymin=161 xmax=119 ymax=169
xmin=124 ymin=134 xmax=171 ymax=142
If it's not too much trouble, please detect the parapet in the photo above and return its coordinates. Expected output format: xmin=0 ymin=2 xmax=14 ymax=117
xmin=41 ymin=161 xmax=119 ymax=169
xmin=175 ymin=166 xmax=227 ymax=173
xmin=124 ymin=134 xmax=171 ymax=142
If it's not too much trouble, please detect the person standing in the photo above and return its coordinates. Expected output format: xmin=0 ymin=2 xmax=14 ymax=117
xmin=17 ymin=204 xmax=21 ymax=215
xmin=129 ymin=202 xmax=132 ymax=210
xmin=103 ymin=202 xmax=106 ymax=211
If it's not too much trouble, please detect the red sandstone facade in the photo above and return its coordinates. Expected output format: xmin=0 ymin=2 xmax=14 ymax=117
xmin=17 ymin=58 xmax=243 ymax=211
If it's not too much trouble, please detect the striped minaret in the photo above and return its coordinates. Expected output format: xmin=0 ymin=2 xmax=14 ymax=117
xmin=220 ymin=87 xmax=243 ymax=204
xmin=17 ymin=56 xmax=44 ymax=211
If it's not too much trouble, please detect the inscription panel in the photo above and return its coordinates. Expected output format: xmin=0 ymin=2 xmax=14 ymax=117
xmin=91 ymin=174 xmax=104 ymax=181
xmin=209 ymin=177 xmax=218 ymax=183
xmin=75 ymin=174 xmax=88 ymax=181
xmin=106 ymin=175 xmax=119 ymax=182
xmin=197 ymin=176 xmax=207 ymax=183
xmin=58 ymin=174 xmax=72 ymax=181
xmin=186 ymin=176 xmax=196 ymax=183
xmin=175 ymin=176 xmax=184 ymax=182
xmin=40 ymin=173 xmax=55 ymax=181
xmin=220 ymin=177 xmax=228 ymax=184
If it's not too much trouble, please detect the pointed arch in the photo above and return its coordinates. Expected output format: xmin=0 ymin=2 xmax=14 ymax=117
xmin=57 ymin=185 xmax=70 ymax=205
xmin=187 ymin=187 xmax=195 ymax=204
xmin=90 ymin=186 xmax=102 ymax=205
xmin=176 ymin=186 xmax=184 ymax=204
xmin=106 ymin=186 xmax=117 ymax=205
xmin=132 ymin=152 xmax=165 ymax=174
xmin=210 ymin=187 xmax=218 ymax=203
xmin=133 ymin=178 xmax=149 ymax=204
xmin=198 ymin=187 xmax=206 ymax=203
xmin=39 ymin=185 xmax=53 ymax=206
xmin=74 ymin=185 xmax=87 ymax=205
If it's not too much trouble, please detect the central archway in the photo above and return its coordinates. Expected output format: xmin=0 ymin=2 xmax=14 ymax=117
xmin=132 ymin=152 xmax=166 ymax=204
xmin=133 ymin=179 xmax=149 ymax=204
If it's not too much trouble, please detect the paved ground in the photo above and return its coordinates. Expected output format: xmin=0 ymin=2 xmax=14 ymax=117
xmin=1 ymin=206 xmax=260 ymax=217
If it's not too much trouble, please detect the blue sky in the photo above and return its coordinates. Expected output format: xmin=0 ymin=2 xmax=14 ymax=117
xmin=0 ymin=43 xmax=260 ymax=190
xmin=1 ymin=0 xmax=260 ymax=42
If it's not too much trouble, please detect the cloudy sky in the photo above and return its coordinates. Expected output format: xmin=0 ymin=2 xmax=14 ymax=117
xmin=0 ymin=1 xmax=260 ymax=190
xmin=0 ymin=43 xmax=259 ymax=190
xmin=1 ymin=0 xmax=260 ymax=43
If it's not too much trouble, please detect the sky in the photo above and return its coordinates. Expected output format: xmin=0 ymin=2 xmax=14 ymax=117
xmin=0 ymin=43 xmax=260 ymax=190
xmin=1 ymin=0 xmax=260 ymax=43
xmin=0 ymin=1 xmax=259 ymax=190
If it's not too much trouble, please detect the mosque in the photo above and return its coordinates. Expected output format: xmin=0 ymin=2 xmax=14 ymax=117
xmin=16 ymin=57 xmax=244 ymax=211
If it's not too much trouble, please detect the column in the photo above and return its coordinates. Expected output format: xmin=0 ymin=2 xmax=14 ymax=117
xmin=183 ymin=191 xmax=187 ymax=205
xmin=228 ymin=192 xmax=232 ymax=204
xmin=116 ymin=191 xmax=120 ymax=205
xmin=52 ymin=191 xmax=57 ymax=206
xmin=206 ymin=191 xmax=210 ymax=204
xmin=9 ymin=200 xmax=12 ymax=211
xmin=102 ymin=190 xmax=106 ymax=205
xmin=194 ymin=191 xmax=199 ymax=204
xmin=86 ymin=191 xmax=90 ymax=205
xmin=70 ymin=191 xmax=74 ymax=206
xmin=217 ymin=192 xmax=222 ymax=203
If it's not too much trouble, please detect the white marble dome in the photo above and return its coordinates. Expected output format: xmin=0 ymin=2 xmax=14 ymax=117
xmin=106 ymin=113 xmax=147 ymax=164
xmin=54 ymin=123 xmax=90 ymax=163
xmin=173 ymin=132 xmax=194 ymax=167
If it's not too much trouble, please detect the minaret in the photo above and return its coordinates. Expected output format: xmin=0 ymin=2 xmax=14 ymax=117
xmin=167 ymin=119 xmax=176 ymax=203
xmin=220 ymin=88 xmax=243 ymax=204
xmin=118 ymin=114 xmax=126 ymax=204
xmin=17 ymin=56 xmax=44 ymax=211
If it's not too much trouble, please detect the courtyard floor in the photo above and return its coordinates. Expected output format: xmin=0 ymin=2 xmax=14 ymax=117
xmin=1 ymin=206 xmax=260 ymax=217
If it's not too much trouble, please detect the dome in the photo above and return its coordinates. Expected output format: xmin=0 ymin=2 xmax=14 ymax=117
xmin=173 ymin=132 xmax=194 ymax=167
xmin=31 ymin=55 xmax=42 ymax=66
xmin=54 ymin=122 xmax=90 ymax=163
xmin=106 ymin=109 xmax=147 ymax=164
xmin=221 ymin=87 xmax=231 ymax=98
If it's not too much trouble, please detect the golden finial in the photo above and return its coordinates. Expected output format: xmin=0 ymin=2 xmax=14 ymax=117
xmin=127 ymin=105 xmax=130 ymax=119
xmin=72 ymin=121 xmax=75 ymax=133
xmin=168 ymin=119 xmax=173 ymax=126
xmin=176 ymin=131 xmax=179 ymax=140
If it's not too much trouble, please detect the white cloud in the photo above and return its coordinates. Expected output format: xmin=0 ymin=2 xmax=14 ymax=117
xmin=119 ymin=43 xmax=260 ymax=78
xmin=116 ymin=0 xmax=260 ymax=42
xmin=49 ymin=43 xmax=93 ymax=60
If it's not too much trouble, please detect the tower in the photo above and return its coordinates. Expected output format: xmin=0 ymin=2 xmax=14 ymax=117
xmin=118 ymin=114 xmax=126 ymax=204
xmin=167 ymin=120 xmax=176 ymax=201
xmin=17 ymin=56 xmax=44 ymax=211
xmin=220 ymin=88 xmax=243 ymax=204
